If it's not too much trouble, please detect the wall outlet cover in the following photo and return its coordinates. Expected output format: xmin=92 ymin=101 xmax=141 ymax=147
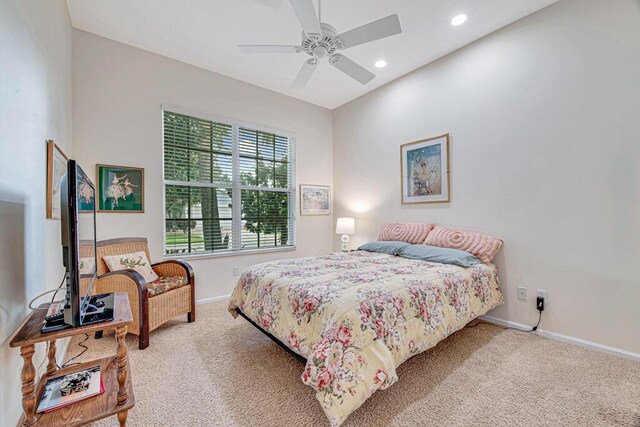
xmin=517 ymin=287 xmax=527 ymax=301
xmin=536 ymin=289 xmax=547 ymax=299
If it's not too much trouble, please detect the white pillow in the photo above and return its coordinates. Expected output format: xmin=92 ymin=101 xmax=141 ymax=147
xmin=102 ymin=251 xmax=159 ymax=283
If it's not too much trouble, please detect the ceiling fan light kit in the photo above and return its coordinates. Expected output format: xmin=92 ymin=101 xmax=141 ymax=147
xmin=238 ymin=0 xmax=403 ymax=88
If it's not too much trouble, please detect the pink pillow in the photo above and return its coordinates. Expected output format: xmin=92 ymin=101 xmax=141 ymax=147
xmin=378 ymin=223 xmax=435 ymax=244
xmin=424 ymin=226 xmax=503 ymax=263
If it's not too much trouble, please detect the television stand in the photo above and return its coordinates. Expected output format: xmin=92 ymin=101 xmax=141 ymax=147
xmin=10 ymin=292 xmax=134 ymax=427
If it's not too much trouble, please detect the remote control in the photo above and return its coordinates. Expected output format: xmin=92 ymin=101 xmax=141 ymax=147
xmin=45 ymin=312 xmax=64 ymax=323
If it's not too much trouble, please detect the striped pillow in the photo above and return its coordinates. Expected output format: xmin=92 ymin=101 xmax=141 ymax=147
xmin=378 ymin=223 xmax=434 ymax=244
xmin=424 ymin=226 xmax=503 ymax=263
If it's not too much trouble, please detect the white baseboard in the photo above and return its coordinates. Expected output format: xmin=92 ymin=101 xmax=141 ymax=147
xmin=479 ymin=315 xmax=532 ymax=331
xmin=196 ymin=294 xmax=231 ymax=305
xmin=479 ymin=315 xmax=640 ymax=362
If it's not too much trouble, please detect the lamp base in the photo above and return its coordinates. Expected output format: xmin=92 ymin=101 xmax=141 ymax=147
xmin=340 ymin=234 xmax=350 ymax=252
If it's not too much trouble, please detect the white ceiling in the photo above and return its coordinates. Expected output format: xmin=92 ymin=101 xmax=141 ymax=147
xmin=67 ymin=0 xmax=558 ymax=109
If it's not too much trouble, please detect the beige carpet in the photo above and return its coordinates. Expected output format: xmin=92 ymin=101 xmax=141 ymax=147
xmin=71 ymin=300 xmax=640 ymax=426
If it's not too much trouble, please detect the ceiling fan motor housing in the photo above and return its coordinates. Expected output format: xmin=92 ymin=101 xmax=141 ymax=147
xmin=238 ymin=2 xmax=402 ymax=88
xmin=301 ymin=23 xmax=343 ymax=58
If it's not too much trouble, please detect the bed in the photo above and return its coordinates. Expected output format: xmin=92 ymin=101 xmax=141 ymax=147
xmin=228 ymin=250 xmax=503 ymax=426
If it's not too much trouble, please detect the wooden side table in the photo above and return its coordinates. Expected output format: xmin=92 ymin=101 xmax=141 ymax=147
xmin=9 ymin=292 xmax=135 ymax=427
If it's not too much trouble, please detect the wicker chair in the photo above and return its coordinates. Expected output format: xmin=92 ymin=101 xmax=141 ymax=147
xmin=81 ymin=237 xmax=195 ymax=349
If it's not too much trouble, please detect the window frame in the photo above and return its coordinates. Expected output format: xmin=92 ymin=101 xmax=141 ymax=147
xmin=161 ymin=105 xmax=297 ymax=259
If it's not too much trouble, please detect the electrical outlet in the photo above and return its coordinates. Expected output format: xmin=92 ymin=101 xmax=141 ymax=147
xmin=536 ymin=289 xmax=547 ymax=300
xmin=517 ymin=287 xmax=527 ymax=301
xmin=233 ymin=267 xmax=239 ymax=276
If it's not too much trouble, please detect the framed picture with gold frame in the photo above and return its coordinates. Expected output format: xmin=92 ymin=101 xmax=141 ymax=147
xmin=96 ymin=164 xmax=145 ymax=213
xmin=400 ymin=133 xmax=450 ymax=204
xmin=46 ymin=140 xmax=68 ymax=219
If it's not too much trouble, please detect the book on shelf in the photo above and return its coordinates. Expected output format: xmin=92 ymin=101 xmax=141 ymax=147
xmin=37 ymin=365 xmax=104 ymax=413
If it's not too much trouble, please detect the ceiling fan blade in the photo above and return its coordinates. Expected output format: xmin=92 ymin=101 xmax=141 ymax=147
xmin=238 ymin=45 xmax=301 ymax=54
xmin=337 ymin=14 xmax=402 ymax=49
xmin=329 ymin=54 xmax=375 ymax=85
xmin=288 ymin=0 xmax=322 ymax=35
xmin=291 ymin=58 xmax=318 ymax=89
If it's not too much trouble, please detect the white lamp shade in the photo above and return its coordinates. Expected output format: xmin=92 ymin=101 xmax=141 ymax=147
xmin=335 ymin=217 xmax=355 ymax=235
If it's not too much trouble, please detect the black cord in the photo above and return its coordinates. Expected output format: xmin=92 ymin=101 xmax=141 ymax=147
xmin=467 ymin=311 xmax=542 ymax=333
xmin=530 ymin=310 xmax=542 ymax=332
xmin=46 ymin=273 xmax=67 ymax=368
xmin=61 ymin=333 xmax=90 ymax=368
xmin=47 ymin=273 xmax=90 ymax=370
xmin=51 ymin=273 xmax=66 ymax=303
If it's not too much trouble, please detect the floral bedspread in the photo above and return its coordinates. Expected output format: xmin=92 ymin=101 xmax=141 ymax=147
xmin=228 ymin=251 xmax=503 ymax=426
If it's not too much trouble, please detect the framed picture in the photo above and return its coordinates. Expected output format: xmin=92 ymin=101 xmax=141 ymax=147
xmin=401 ymin=133 xmax=450 ymax=204
xmin=96 ymin=164 xmax=145 ymax=213
xmin=46 ymin=140 xmax=68 ymax=219
xmin=300 ymin=184 xmax=331 ymax=215
xmin=77 ymin=172 xmax=96 ymax=213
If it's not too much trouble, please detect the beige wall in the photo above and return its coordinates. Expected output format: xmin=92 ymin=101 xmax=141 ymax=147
xmin=72 ymin=30 xmax=334 ymax=302
xmin=333 ymin=0 xmax=640 ymax=354
xmin=0 ymin=0 xmax=73 ymax=424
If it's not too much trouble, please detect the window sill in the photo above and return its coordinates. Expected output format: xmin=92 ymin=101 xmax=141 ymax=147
xmin=163 ymin=246 xmax=297 ymax=261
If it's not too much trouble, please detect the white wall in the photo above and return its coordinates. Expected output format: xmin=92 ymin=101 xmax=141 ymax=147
xmin=72 ymin=30 xmax=334 ymax=301
xmin=333 ymin=0 xmax=640 ymax=354
xmin=0 ymin=0 xmax=73 ymax=424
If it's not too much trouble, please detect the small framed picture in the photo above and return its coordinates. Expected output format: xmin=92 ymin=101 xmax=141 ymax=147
xmin=401 ymin=133 xmax=450 ymax=204
xmin=300 ymin=184 xmax=331 ymax=215
xmin=46 ymin=140 xmax=68 ymax=219
xmin=96 ymin=164 xmax=145 ymax=213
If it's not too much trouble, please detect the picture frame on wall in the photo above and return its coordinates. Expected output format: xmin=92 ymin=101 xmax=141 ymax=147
xmin=46 ymin=140 xmax=68 ymax=219
xmin=96 ymin=164 xmax=145 ymax=213
xmin=300 ymin=184 xmax=331 ymax=215
xmin=401 ymin=133 xmax=450 ymax=204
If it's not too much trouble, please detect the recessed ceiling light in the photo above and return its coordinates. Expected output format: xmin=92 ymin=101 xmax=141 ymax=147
xmin=374 ymin=60 xmax=387 ymax=68
xmin=451 ymin=14 xmax=468 ymax=26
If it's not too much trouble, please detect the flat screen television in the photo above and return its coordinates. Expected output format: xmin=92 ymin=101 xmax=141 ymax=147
xmin=42 ymin=160 xmax=114 ymax=333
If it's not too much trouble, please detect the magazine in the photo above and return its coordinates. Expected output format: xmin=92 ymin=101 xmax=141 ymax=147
xmin=37 ymin=366 xmax=103 ymax=413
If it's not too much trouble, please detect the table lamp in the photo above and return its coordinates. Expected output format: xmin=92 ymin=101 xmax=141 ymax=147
xmin=335 ymin=217 xmax=355 ymax=251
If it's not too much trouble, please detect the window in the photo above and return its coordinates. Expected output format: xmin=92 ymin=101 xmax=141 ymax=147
xmin=163 ymin=109 xmax=296 ymax=256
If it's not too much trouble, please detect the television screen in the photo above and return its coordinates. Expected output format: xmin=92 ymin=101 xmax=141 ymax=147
xmin=76 ymin=166 xmax=97 ymax=317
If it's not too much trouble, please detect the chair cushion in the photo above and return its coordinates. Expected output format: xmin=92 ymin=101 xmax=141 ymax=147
xmin=147 ymin=275 xmax=188 ymax=298
xmin=102 ymin=251 xmax=159 ymax=283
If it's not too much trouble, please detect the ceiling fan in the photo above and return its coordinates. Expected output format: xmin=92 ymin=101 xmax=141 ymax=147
xmin=238 ymin=0 xmax=402 ymax=88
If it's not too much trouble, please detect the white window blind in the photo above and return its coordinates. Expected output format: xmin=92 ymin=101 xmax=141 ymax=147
xmin=163 ymin=109 xmax=296 ymax=256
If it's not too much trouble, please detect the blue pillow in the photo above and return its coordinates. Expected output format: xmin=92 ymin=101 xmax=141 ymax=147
xmin=398 ymin=244 xmax=481 ymax=268
xmin=358 ymin=241 xmax=410 ymax=255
